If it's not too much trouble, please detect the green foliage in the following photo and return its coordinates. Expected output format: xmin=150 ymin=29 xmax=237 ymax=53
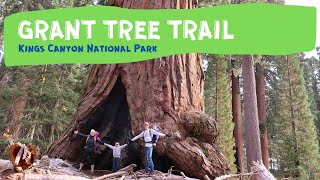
xmin=271 ymin=55 xmax=320 ymax=179
xmin=300 ymin=56 xmax=320 ymax=148
xmin=0 ymin=65 xmax=89 ymax=157
xmin=204 ymin=54 xmax=236 ymax=172
xmin=0 ymin=0 xmax=104 ymax=67
xmin=0 ymin=0 xmax=100 ymax=156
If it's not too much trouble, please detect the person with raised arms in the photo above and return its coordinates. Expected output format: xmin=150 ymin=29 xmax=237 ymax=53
xmin=131 ymin=122 xmax=166 ymax=175
xmin=74 ymin=129 xmax=105 ymax=174
xmin=104 ymin=142 xmax=128 ymax=172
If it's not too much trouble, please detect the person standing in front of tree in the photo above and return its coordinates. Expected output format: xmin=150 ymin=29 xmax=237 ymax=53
xmin=74 ymin=129 xmax=105 ymax=174
xmin=131 ymin=122 xmax=166 ymax=175
xmin=104 ymin=142 xmax=128 ymax=172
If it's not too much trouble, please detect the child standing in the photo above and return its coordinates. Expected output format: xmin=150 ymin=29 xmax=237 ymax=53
xmin=105 ymin=142 xmax=128 ymax=172
xmin=152 ymin=125 xmax=161 ymax=147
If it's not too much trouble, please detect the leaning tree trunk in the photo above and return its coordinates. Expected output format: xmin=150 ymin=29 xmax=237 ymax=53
xmin=242 ymin=55 xmax=262 ymax=179
xmin=48 ymin=0 xmax=230 ymax=179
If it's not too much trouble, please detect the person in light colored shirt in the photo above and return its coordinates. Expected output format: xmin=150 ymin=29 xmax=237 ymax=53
xmin=104 ymin=142 xmax=127 ymax=172
xmin=131 ymin=122 xmax=166 ymax=175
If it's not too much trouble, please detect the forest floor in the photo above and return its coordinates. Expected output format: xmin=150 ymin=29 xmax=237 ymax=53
xmin=0 ymin=158 xmax=199 ymax=180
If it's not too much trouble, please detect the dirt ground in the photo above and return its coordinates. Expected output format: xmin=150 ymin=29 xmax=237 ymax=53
xmin=0 ymin=158 xmax=199 ymax=180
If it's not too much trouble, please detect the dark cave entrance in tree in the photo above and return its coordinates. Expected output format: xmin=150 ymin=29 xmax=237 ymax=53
xmin=76 ymin=77 xmax=174 ymax=171
xmin=77 ymin=77 xmax=138 ymax=169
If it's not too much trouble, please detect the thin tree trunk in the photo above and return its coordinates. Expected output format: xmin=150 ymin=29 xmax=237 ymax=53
xmin=311 ymin=69 xmax=320 ymax=115
xmin=231 ymin=71 xmax=244 ymax=173
xmin=242 ymin=55 xmax=262 ymax=176
xmin=30 ymin=125 xmax=36 ymax=140
xmin=0 ymin=71 xmax=11 ymax=94
xmin=238 ymin=0 xmax=263 ymax=174
xmin=29 ymin=66 xmax=47 ymax=140
xmin=49 ymin=123 xmax=55 ymax=145
xmin=8 ymin=73 xmax=30 ymax=137
xmin=49 ymin=67 xmax=65 ymax=145
xmin=215 ymin=60 xmax=219 ymax=120
xmin=286 ymin=55 xmax=299 ymax=168
xmin=255 ymin=63 xmax=269 ymax=170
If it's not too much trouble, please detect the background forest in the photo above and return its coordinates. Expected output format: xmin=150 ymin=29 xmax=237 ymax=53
xmin=1 ymin=0 xmax=320 ymax=179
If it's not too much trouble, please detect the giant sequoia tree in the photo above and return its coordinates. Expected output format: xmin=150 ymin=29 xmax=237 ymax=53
xmin=48 ymin=0 xmax=230 ymax=179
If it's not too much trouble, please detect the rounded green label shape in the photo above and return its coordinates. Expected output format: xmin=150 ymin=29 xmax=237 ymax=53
xmin=4 ymin=3 xmax=316 ymax=66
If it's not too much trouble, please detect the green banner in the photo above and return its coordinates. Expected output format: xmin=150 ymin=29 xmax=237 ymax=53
xmin=4 ymin=3 xmax=316 ymax=66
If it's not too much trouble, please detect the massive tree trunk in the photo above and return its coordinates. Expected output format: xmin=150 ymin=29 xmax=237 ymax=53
xmin=231 ymin=71 xmax=244 ymax=173
xmin=256 ymin=63 xmax=269 ymax=170
xmin=48 ymin=1 xmax=230 ymax=179
xmin=242 ymin=55 xmax=262 ymax=176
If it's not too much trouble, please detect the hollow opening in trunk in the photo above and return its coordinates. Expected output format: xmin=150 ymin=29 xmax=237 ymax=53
xmin=77 ymin=77 xmax=139 ymax=170
xmin=77 ymin=77 xmax=175 ymax=172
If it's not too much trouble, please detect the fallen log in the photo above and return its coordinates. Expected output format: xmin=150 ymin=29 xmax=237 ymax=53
xmin=214 ymin=172 xmax=258 ymax=180
xmin=2 ymin=157 xmax=204 ymax=180
xmin=118 ymin=163 xmax=137 ymax=172
xmin=180 ymin=171 xmax=199 ymax=179
xmin=155 ymin=170 xmax=165 ymax=177
xmin=3 ymin=173 xmax=91 ymax=180
xmin=0 ymin=159 xmax=13 ymax=173
xmin=161 ymin=178 xmax=199 ymax=180
xmin=93 ymin=170 xmax=129 ymax=180
xmin=180 ymin=172 xmax=187 ymax=178
xmin=252 ymin=161 xmax=276 ymax=180
xmin=215 ymin=161 xmax=276 ymax=180
xmin=93 ymin=164 xmax=137 ymax=180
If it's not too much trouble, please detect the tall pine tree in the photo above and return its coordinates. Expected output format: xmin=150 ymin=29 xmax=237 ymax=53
xmin=273 ymin=55 xmax=320 ymax=179
xmin=300 ymin=56 xmax=320 ymax=147
xmin=204 ymin=54 xmax=236 ymax=172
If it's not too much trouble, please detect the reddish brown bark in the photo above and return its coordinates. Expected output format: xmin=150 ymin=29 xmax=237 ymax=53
xmin=0 ymin=70 xmax=10 ymax=94
xmin=231 ymin=72 xmax=244 ymax=173
xmin=255 ymin=63 xmax=269 ymax=170
xmin=8 ymin=74 xmax=30 ymax=137
xmin=48 ymin=1 xmax=230 ymax=179
xmin=242 ymin=55 xmax=262 ymax=176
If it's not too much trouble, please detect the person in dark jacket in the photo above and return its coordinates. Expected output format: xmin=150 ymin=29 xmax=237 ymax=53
xmin=74 ymin=129 xmax=105 ymax=174
xmin=152 ymin=124 xmax=161 ymax=147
